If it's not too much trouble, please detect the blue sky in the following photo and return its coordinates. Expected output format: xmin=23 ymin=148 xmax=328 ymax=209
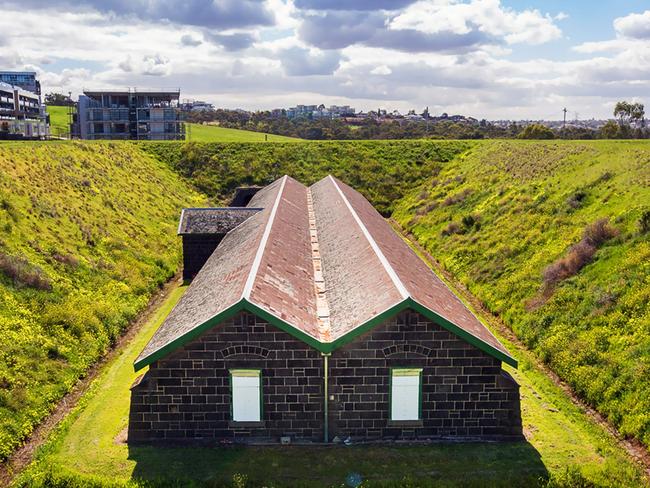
xmin=1 ymin=0 xmax=649 ymax=119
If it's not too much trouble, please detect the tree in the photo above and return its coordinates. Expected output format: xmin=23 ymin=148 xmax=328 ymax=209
xmin=44 ymin=92 xmax=73 ymax=106
xmin=614 ymin=101 xmax=645 ymax=128
xmin=600 ymin=120 xmax=619 ymax=139
xmin=614 ymin=101 xmax=631 ymax=125
xmin=519 ymin=123 xmax=555 ymax=140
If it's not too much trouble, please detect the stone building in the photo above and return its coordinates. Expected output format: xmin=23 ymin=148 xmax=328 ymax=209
xmin=129 ymin=175 xmax=522 ymax=444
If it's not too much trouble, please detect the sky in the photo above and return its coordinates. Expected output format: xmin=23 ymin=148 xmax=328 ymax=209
xmin=1 ymin=0 xmax=649 ymax=120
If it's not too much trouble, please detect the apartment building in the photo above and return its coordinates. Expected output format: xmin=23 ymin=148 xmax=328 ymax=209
xmin=72 ymin=89 xmax=185 ymax=140
xmin=0 ymin=81 xmax=48 ymax=139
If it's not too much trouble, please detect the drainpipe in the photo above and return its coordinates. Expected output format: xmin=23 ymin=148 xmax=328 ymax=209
xmin=322 ymin=352 xmax=330 ymax=443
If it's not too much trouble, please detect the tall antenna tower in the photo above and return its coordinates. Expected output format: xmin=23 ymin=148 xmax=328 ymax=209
xmin=562 ymin=107 xmax=567 ymax=129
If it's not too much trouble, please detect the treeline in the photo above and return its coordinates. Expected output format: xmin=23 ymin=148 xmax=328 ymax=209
xmin=188 ymin=110 xmax=499 ymax=140
xmin=186 ymin=106 xmax=649 ymax=140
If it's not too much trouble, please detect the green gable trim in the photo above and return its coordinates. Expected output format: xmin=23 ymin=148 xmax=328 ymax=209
xmin=133 ymin=299 xmax=246 ymax=372
xmin=241 ymin=300 xmax=326 ymax=352
xmin=407 ymin=299 xmax=518 ymax=368
xmin=134 ymin=296 xmax=516 ymax=372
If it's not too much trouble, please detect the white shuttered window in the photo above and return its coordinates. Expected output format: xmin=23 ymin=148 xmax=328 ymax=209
xmin=391 ymin=368 xmax=422 ymax=421
xmin=231 ymin=370 xmax=262 ymax=422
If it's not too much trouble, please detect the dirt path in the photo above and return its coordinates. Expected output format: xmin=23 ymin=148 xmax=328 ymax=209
xmin=390 ymin=219 xmax=650 ymax=478
xmin=0 ymin=275 xmax=182 ymax=486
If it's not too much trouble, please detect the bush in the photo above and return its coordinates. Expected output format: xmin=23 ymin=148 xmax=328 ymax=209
xmin=543 ymin=218 xmax=618 ymax=288
xmin=442 ymin=188 xmax=472 ymax=206
xmin=543 ymin=241 xmax=595 ymax=286
xmin=582 ymin=217 xmax=619 ymax=247
xmin=0 ymin=252 xmax=52 ymax=290
xmin=639 ymin=210 xmax=650 ymax=234
xmin=442 ymin=221 xmax=461 ymax=236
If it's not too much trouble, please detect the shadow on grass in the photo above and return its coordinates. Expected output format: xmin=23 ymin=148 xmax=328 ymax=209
xmin=128 ymin=441 xmax=548 ymax=487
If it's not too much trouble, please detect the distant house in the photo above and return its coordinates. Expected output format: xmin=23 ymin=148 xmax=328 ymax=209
xmin=129 ymin=176 xmax=522 ymax=444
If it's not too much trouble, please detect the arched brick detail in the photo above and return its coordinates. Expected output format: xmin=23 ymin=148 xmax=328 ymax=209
xmin=382 ymin=343 xmax=434 ymax=358
xmin=219 ymin=344 xmax=271 ymax=359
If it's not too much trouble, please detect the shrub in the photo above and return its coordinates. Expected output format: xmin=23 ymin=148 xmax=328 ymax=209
xmin=639 ymin=210 xmax=650 ymax=234
xmin=442 ymin=221 xmax=461 ymax=236
xmin=51 ymin=252 xmax=80 ymax=268
xmin=543 ymin=218 xmax=618 ymax=288
xmin=0 ymin=252 xmax=52 ymax=290
xmin=415 ymin=202 xmax=438 ymax=216
xmin=543 ymin=240 xmax=595 ymax=286
xmin=566 ymin=191 xmax=586 ymax=209
xmin=582 ymin=217 xmax=619 ymax=246
xmin=461 ymin=213 xmax=481 ymax=231
xmin=442 ymin=188 xmax=472 ymax=206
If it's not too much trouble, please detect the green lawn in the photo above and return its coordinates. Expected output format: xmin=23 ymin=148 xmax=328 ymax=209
xmin=46 ymin=106 xmax=71 ymax=138
xmin=186 ymin=123 xmax=302 ymax=142
xmin=15 ymin=280 xmax=646 ymax=487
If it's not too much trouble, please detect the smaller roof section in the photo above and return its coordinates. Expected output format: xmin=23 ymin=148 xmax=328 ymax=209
xmin=177 ymin=208 xmax=262 ymax=235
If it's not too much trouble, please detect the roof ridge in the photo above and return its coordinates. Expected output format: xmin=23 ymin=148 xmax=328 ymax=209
xmin=306 ymin=187 xmax=332 ymax=342
xmin=328 ymin=175 xmax=409 ymax=300
xmin=242 ymin=175 xmax=288 ymax=300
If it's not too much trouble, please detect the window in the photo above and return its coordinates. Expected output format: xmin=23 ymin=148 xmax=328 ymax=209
xmin=390 ymin=368 xmax=422 ymax=421
xmin=230 ymin=369 xmax=262 ymax=422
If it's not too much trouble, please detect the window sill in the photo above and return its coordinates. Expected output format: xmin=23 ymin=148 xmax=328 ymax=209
xmin=229 ymin=420 xmax=265 ymax=428
xmin=387 ymin=420 xmax=423 ymax=428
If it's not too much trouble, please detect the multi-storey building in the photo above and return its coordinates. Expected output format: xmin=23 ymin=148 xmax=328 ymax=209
xmin=72 ymin=89 xmax=185 ymax=140
xmin=0 ymin=71 xmax=41 ymax=98
xmin=0 ymin=81 xmax=48 ymax=139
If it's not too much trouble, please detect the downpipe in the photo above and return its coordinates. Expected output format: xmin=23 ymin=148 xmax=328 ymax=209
xmin=322 ymin=352 xmax=330 ymax=443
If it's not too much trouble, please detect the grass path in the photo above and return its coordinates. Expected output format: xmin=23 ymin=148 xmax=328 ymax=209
xmin=186 ymin=123 xmax=302 ymax=142
xmin=15 ymin=272 xmax=647 ymax=486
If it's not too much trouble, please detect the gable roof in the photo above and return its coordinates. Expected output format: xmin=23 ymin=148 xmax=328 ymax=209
xmin=135 ymin=175 xmax=516 ymax=371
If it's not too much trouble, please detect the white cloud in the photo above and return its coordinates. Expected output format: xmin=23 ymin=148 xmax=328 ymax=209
xmin=389 ymin=0 xmax=563 ymax=45
xmin=370 ymin=65 xmax=392 ymax=75
xmin=614 ymin=10 xmax=650 ymax=40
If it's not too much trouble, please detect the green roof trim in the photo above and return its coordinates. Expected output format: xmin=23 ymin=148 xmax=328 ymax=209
xmin=407 ymin=299 xmax=518 ymax=368
xmin=134 ymin=297 xmax=516 ymax=372
xmin=133 ymin=299 xmax=246 ymax=372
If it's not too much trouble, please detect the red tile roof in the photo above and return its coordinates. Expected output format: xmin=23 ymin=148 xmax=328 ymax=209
xmin=135 ymin=175 xmax=516 ymax=371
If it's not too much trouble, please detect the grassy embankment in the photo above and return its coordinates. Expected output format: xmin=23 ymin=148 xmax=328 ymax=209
xmin=142 ymin=140 xmax=473 ymax=214
xmin=0 ymin=142 xmax=204 ymax=460
xmin=392 ymin=140 xmax=650 ymax=448
xmin=14 ymin=277 xmax=645 ymax=487
xmin=186 ymin=123 xmax=302 ymax=142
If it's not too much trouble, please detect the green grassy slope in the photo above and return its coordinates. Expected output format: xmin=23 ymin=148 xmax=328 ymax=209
xmin=142 ymin=140 xmax=473 ymax=214
xmin=14 ymin=282 xmax=646 ymax=487
xmin=46 ymin=106 xmax=70 ymax=138
xmin=0 ymin=142 xmax=204 ymax=459
xmin=392 ymin=140 xmax=650 ymax=448
xmin=186 ymin=123 xmax=302 ymax=142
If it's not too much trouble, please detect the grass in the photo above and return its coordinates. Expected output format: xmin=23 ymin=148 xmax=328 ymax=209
xmin=186 ymin=123 xmax=302 ymax=143
xmin=0 ymin=142 xmax=205 ymax=460
xmin=14 ymin=278 xmax=646 ymax=487
xmin=46 ymin=106 xmax=71 ymax=138
xmin=393 ymin=139 xmax=650 ymax=449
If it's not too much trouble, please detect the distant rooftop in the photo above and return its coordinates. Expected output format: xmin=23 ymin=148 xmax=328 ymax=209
xmin=177 ymin=208 xmax=262 ymax=235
